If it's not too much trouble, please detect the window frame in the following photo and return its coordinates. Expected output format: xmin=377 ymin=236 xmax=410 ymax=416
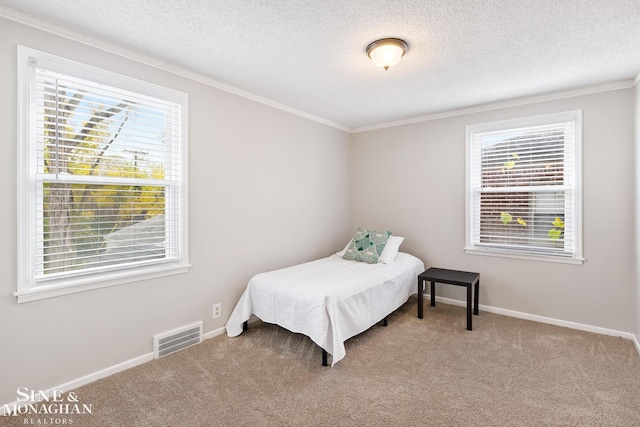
xmin=464 ymin=110 xmax=583 ymax=264
xmin=16 ymin=46 xmax=190 ymax=303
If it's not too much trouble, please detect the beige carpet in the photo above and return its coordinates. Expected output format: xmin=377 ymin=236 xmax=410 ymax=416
xmin=3 ymin=297 xmax=639 ymax=426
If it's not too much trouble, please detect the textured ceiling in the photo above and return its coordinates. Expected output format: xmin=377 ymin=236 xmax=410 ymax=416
xmin=2 ymin=0 xmax=640 ymax=131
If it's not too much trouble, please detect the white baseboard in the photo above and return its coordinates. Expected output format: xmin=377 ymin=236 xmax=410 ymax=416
xmin=1 ymin=352 xmax=154 ymax=415
xmin=632 ymin=334 xmax=640 ymax=357
xmin=2 ymin=307 xmax=636 ymax=414
xmin=55 ymin=326 xmax=225 ymax=392
xmin=428 ymin=294 xmax=635 ymax=340
xmin=1 ymin=325 xmax=228 ymax=415
xmin=203 ymin=326 xmax=226 ymax=340
xmin=59 ymin=353 xmax=156 ymax=392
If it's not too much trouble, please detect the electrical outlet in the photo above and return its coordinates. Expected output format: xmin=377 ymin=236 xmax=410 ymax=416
xmin=212 ymin=303 xmax=221 ymax=319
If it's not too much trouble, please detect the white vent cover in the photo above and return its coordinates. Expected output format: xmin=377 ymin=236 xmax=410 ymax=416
xmin=153 ymin=321 xmax=203 ymax=359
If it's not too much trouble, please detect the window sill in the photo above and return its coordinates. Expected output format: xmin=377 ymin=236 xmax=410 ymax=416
xmin=464 ymin=247 xmax=584 ymax=265
xmin=14 ymin=263 xmax=191 ymax=303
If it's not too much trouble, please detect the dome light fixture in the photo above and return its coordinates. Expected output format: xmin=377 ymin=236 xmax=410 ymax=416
xmin=366 ymin=38 xmax=408 ymax=71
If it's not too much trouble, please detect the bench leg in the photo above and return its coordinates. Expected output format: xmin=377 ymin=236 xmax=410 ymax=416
xmin=322 ymin=349 xmax=328 ymax=367
xmin=474 ymin=280 xmax=479 ymax=315
xmin=430 ymin=281 xmax=436 ymax=306
xmin=467 ymin=284 xmax=472 ymax=331
xmin=418 ymin=277 xmax=424 ymax=318
xmin=242 ymin=321 xmax=248 ymax=332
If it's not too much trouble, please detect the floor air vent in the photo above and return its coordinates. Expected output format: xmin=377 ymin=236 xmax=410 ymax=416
xmin=153 ymin=321 xmax=203 ymax=359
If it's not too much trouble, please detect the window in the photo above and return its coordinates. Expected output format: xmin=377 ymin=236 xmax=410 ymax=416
xmin=465 ymin=111 xmax=583 ymax=264
xmin=16 ymin=47 xmax=189 ymax=302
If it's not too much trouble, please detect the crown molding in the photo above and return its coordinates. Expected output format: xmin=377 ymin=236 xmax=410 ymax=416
xmin=352 ymin=79 xmax=636 ymax=133
xmin=0 ymin=5 xmax=351 ymax=133
xmin=2 ymin=5 xmax=637 ymax=135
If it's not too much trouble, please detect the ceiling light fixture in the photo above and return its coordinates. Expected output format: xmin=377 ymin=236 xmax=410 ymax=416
xmin=366 ymin=38 xmax=408 ymax=71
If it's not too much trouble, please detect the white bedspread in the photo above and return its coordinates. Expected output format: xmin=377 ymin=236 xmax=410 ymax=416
xmin=226 ymin=252 xmax=424 ymax=366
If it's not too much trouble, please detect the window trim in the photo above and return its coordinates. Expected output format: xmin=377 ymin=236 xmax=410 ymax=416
xmin=464 ymin=110 xmax=583 ymax=265
xmin=16 ymin=46 xmax=190 ymax=303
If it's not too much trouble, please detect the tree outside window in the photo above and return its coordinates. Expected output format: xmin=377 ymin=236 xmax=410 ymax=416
xmin=17 ymin=47 xmax=188 ymax=302
xmin=465 ymin=111 xmax=582 ymax=264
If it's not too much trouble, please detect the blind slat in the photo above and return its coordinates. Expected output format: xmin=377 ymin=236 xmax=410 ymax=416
xmin=467 ymin=112 xmax=580 ymax=258
xmin=32 ymin=64 xmax=183 ymax=281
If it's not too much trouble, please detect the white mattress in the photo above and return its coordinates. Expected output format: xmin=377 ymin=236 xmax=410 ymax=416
xmin=225 ymin=252 xmax=424 ymax=366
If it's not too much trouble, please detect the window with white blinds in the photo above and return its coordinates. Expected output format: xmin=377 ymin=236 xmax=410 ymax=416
xmin=17 ymin=47 xmax=189 ymax=302
xmin=465 ymin=111 xmax=583 ymax=264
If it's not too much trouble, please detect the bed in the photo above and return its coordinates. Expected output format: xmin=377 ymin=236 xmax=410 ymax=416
xmin=225 ymin=249 xmax=424 ymax=366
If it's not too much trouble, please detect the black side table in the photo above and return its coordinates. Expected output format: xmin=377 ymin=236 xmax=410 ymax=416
xmin=418 ymin=268 xmax=480 ymax=330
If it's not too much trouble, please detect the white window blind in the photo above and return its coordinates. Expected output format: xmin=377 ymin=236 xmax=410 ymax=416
xmin=17 ymin=47 xmax=189 ymax=301
xmin=465 ymin=111 xmax=583 ymax=263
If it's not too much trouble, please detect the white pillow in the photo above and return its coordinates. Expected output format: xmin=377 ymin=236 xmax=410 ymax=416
xmin=335 ymin=239 xmax=353 ymax=257
xmin=378 ymin=236 xmax=405 ymax=264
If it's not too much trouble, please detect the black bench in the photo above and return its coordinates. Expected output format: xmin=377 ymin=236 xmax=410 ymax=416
xmin=418 ymin=268 xmax=480 ymax=330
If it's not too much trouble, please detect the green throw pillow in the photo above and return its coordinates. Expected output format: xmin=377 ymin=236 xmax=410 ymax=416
xmin=342 ymin=227 xmax=391 ymax=264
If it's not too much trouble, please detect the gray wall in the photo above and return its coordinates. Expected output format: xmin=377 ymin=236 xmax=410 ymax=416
xmin=351 ymin=89 xmax=636 ymax=333
xmin=0 ymin=18 xmax=351 ymax=405
xmin=1 ymin=13 xmax=638 ymax=408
